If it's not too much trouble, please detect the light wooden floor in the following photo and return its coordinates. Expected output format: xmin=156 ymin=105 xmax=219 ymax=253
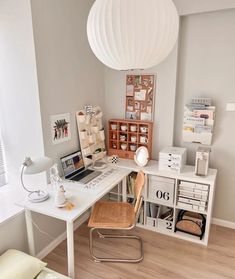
xmin=43 ymin=224 xmax=235 ymax=279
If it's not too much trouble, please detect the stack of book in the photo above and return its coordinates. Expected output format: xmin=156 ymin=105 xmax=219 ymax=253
xmin=159 ymin=147 xmax=187 ymax=173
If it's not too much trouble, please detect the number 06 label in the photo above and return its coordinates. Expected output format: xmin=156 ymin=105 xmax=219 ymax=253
xmin=148 ymin=177 xmax=175 ymax=205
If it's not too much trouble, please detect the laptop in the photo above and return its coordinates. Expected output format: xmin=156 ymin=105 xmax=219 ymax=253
xmin=60 ymin=150 xmax=102 ymax=184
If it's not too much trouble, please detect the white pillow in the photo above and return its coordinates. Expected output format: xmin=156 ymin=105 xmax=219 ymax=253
xmin=0 ymin=249 xmax=47 ymax=279
xmin=37 ymin=271 xmax=60 ymax=279
xmin=36 ymin=269 xmax=70 ymax=279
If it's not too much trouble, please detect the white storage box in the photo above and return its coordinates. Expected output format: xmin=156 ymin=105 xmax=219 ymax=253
xmin=148 ymin=176 xmax=175 ymax=206
xmin=158 ymin=219 xmax=173 ymax=232
xmin=146 ymin=216 xmax=157 ymax=228
xmin=159 ymin=147 xmax=187 ymax=173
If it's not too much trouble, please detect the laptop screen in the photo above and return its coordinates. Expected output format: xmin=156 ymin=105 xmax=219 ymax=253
xmin=60 ymin=150 xmax=85 ymax=178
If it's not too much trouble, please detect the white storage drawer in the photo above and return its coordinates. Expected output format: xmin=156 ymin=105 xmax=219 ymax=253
xmin=177 ymin=180 xmax=210 ymax=212
xmin=148 ymin=176 xmax=175 ymax=206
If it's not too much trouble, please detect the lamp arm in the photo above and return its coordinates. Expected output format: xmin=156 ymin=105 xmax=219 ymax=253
xmin=20 ymin=165 xmax=37 ymax=194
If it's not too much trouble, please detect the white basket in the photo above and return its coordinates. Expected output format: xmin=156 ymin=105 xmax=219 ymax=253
xmin=148 ymin=176 xmax=175 ymax=206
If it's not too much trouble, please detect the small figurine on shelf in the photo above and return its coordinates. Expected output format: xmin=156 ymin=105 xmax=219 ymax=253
xmin=54 ymin=185 xmax=66 ymax=207
xmin=50 ymin=164 xmax=66 ymax=207
xmin=50 ymin=164 xmax=62 ymax=190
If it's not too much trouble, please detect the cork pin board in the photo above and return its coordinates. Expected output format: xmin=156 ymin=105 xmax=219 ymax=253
xmin=125 ymin=74 xmax=155 ymax=121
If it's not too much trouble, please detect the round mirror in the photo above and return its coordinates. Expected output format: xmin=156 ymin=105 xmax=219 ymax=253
xmin=134 ymin=146 xmax=149 ymax=167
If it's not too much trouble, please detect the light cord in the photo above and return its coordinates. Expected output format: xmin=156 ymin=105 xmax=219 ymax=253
xmin=28 ymin=214 xmax=56 ymax=240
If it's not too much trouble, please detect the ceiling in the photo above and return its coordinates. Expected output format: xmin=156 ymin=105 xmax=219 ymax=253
xmin=173 ymin=0 xmax=235 ymax=15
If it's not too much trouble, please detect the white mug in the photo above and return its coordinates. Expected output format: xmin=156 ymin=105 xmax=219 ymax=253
xmin=140 ymin=136 xmax=148 ymax=144
xmin=111 ymin=124 xmax=117 ymax=130
xmin=120 ymin=125 xmax=127 ymax=131
xmin=120 ymin=135 xmax=126 ymax=141
xmin=130 ymin=136 xmax=137 ymax=142
xmin=130 ymin=144 xmax=137 ymax=151
xmin=121 ymin=143 xmax=127 ymax=150
xmin=130 ymin=125 xmax=137 ymax=132
xmin=140 ymin=126 xmax=148 ymax=133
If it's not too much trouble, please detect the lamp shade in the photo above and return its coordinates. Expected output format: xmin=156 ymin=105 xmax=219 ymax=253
xmin=87 ymin=0 xmax=179 ymax=70
xmin=23 ymin=157 xmax=53 ymax=175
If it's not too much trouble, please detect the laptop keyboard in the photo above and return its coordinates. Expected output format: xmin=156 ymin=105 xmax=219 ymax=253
xmin=71 ymin=169 xmax=93 ymax=181
xmin=81 ymin=168 xmax=121 ymax=193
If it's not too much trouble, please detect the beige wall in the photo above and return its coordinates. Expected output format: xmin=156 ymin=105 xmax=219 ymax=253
xmin=0 ymin=213 xmax=27 ymax=255
xmin=104 ymin=44 xmax=179 ymax=159
xmin=31 ymin=0 xmax=105 ymax=174
xmin=174 ymin=9 xmax=235 ymax=222
xmin=29 ymin=0 xmax=105 ymax=253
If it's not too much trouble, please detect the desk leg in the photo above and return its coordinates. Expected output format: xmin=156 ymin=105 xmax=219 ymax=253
xmin=67 ymin=221 xmax=75 ymax=279
xmin=122 ymin=176 xmax=127 ymax=202
xmin=25 ymin=209 xmax=36 ymax=256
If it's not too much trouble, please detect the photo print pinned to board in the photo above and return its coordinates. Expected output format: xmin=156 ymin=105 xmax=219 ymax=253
xmin=125 ymin=74 xmax=155 ymax=121
xmin=51 ymin=113 xmax=71 ymax=145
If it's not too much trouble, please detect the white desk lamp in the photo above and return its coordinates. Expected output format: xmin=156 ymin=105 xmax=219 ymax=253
xmin=21 ymin=157 xmax=53 ymax=203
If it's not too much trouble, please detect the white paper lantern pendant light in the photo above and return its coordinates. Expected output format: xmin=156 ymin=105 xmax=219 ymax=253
xmin=87 ymin=0 xmax=179 ymax=71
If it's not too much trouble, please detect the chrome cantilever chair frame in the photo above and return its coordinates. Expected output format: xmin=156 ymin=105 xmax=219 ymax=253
xmin=89 ymin=193 xmax=144 ymax=263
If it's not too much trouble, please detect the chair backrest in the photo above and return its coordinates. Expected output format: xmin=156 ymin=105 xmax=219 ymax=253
xmin=133 ymin=171 xmax=145 ymax=216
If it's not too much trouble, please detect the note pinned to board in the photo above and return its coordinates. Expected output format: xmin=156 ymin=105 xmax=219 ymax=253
xmin=125 ymin=74 xmax=155 ymax=121
xmin=126 ymin=85 xmax=134 ymax=96
xmin=135 ymin=89 xmax=146 ymax=101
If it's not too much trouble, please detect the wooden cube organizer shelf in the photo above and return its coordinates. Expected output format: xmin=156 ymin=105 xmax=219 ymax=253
xmin=108 ymin=119 xmax=153 ymax=159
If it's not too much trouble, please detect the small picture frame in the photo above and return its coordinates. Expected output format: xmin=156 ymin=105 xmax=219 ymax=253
xmin=50 ymin=113 xmax=71 ymax=145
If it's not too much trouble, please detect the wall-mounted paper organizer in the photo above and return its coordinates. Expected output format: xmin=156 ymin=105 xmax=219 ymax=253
xmin=182 ymin=98 xmax=215 ymax=145
xmin=76 ymin=106 xmax=106 ymax=167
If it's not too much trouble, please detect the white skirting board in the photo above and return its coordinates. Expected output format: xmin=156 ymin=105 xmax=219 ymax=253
xmin=212 ymin=218 xmax=235 ymax=230
xmin=36 ymin=210 xmax=90 ymax=260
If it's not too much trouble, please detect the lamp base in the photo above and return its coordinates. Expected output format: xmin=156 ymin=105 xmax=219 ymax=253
xmin=28 ymin=190 xmax=49 ymax=203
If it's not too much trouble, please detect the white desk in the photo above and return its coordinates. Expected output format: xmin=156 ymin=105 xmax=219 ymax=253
xmin=16 ymin=166 xmax=131 ymax=279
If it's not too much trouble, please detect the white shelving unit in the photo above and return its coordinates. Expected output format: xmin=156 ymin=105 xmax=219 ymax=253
xmin=108 ymin=159 xmax=217 ymax=246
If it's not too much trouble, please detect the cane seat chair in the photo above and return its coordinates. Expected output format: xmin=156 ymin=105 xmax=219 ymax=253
xmin=88 ymin=170 xmax=145 ymax=263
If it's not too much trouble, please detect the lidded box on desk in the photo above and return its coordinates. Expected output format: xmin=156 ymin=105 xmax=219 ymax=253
xmin=159 ymin=147 xmax=187 ymax=173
